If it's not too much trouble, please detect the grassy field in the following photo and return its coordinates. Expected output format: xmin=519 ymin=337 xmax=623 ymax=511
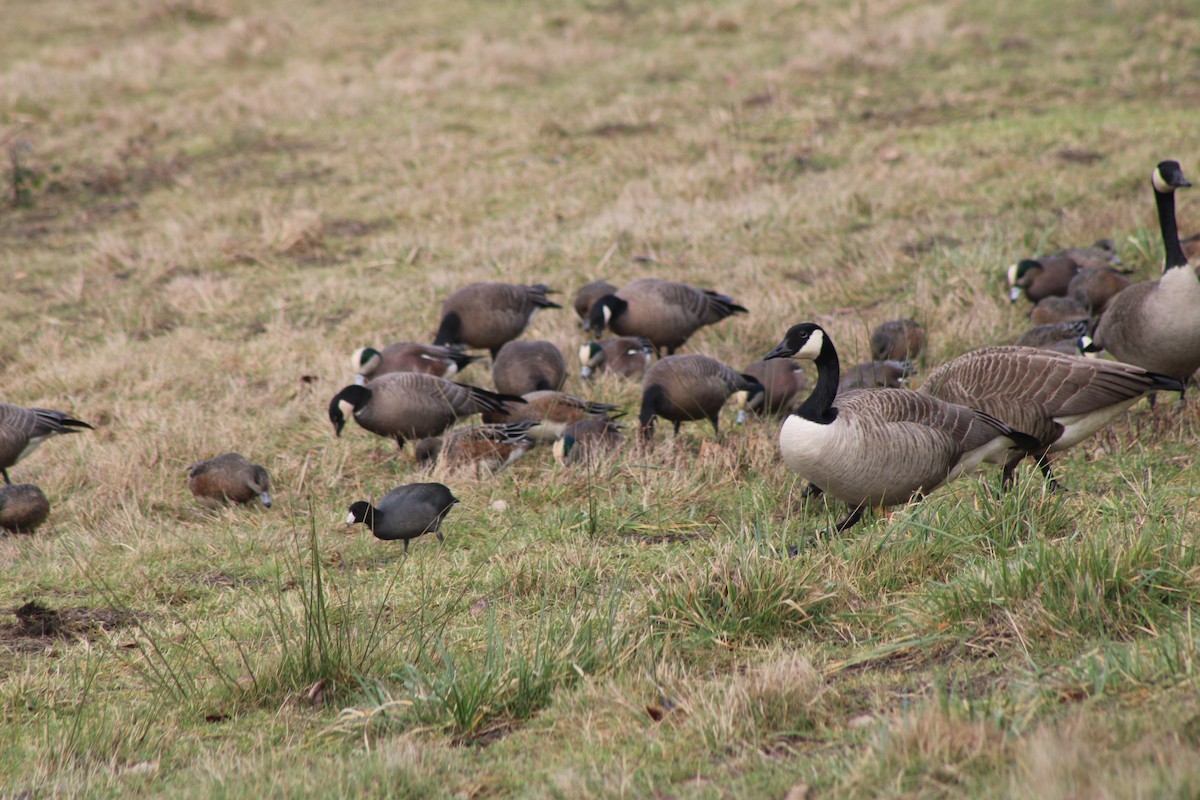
xmin=3 ymin=0 xmax=1200 ymax=796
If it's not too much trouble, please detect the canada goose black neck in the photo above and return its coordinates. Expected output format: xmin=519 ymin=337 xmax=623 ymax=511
xmin=328 ymin=384 xmax=371 ymax=436
xmin=1153 ymin=161 xmax=1190 ymax=271
xmin=588 ymin=295 xmax=626 ymax=335
xmin=433 ymin=312 xmax=463 ymax=346
xmin=765 ymin=324 xmax=839 ymax=425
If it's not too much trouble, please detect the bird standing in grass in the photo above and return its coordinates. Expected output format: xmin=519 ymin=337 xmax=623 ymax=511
xmin=188 ymin=453 xmax=273 ymax=507
xmin=764 ymin=323 xmax=1037 ymax=531
xmin=0 ymin=403 xmax=93 ymax=485
xmin=346 ymin=483 xmax=459 ymax=553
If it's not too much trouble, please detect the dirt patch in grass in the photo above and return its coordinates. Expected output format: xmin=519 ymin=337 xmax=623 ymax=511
xmin=0 ymin=600 xmax=139 ymax=652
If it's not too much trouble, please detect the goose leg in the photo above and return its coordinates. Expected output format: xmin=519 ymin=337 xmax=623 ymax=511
xmin=673 ymin=421 xmax=682 ymax=436
xmin=801 ymin=482 xmax=823 ymax=499
xmin=1036 ymin=455 xmax=1063 ymax=492
xmin=402 ymin=539 xmax=410 ymax=555
xmin=834 ymin=505 xmax=865 ymax=532
xmin=1001 ymin=454 xmax=1026 ymax=491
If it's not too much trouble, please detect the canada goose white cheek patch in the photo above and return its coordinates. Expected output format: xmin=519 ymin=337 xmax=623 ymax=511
xmin=795 ymin=330 xmax=824 ymax=360
xmin=1152 ymin=167 xmax=1172 ymax=193
xmin=1006 ymin=263 xmax=1018 ymax=288
xmin=338 ymin=399 xmax=356 ymax=420
xmin=602 ymin=305 xmax=613 ymax=325
xmin=578 ymin=345 xmax=593 ymax=366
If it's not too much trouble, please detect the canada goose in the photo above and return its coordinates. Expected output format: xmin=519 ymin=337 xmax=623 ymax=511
xmin=553 ymin=417 xmax=626 ymax=464
xmin=586 ymin=279 xmax=747 ymax=354
xmin=351 ymin=343 xmax=482 ymax=383
xmin=0 ymin=403 xmax=93 ymax=484
xmin=1067 ymin=267 xmax=1131 ymax=316
xmin=579 ymin=337 xmax=654 ymax=380
xmin=838 ymin=360 xmax=911 ymax=392
xmin=433 ymin=282 xmax=561 ymax=357
xmin=870 ymin=319 xmax=926 ymax=362
xmin=328 ymin=373 xmax=524 ymax=449
xmin=920 ymin=345 xmax=1181 ymax=487
xmin=481 ymin=390 xmax=620 ymax=442
xmin=764 ymin=323 xmax=1036 ymax=531
xmin=188 ymin=453 xmax=272 ymax=507
xmin=1029 ymin=295 xmax=1089 ymax=326
xmin=491 ymin=340 xmax=567 ymax=395
xmin=734 ymin=358 xmax=808 ymax=422
xmin=0 ymin=483 xmax=50 ymax=533
xmin=1014 ymin=320 xmax=1089 ymax=354
xmin=639 ymin=355 xmax=763 ymax=440
xmin=414 ymin=421 xmax=536 ymax=476
xmin=1008 ymin=256 xmax=1080 ymax=303
xmin=346 ymin=483 xmax=458 ymax=553
xmin=1091 ymin=161 xmax=1200 ymax=387
xmin=573 ymin=280 xmax=618 ymax=323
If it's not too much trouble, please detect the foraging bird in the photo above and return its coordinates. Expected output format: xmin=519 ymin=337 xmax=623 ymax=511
xmin=838 ymin=360 xmax=911 ymax=392
xmin=1008 ymin=256 xmax=1080 ymax=303
xmin=639 ymin=355 xmax=763 ymax=440
xmin=345 ymin=483 xmax=458 ymax=553
xmin=1014 ymin=320 xmax=1090 ymax=354
xmin=188 ymin=453 xmax=273 ymax=507
xmin=553 ymin=417 xmax=626 ymax=465
xmin=350 ymin=343 xmax=482 ymax=383
xmin=481 ymin=390 xmax=621 ymax=442
xmin=491 ymin=340 xmax=567 ymax=395
xmin=0 ymin=483 xmax=50 ymax=533
xmin=433 ymin=282 xmax=561 ymax=357
xmin=573 ymin=279 xmax=618 ymax=323
xmin=1067 ymin=267 xmax=1130 ymax=317
xmin=586 ymin=279 xmax=747 ymax=354
xmin=870 ymin=319 xmax=925 ymax=362
xmin=1029 ymin=296 xmax=1089 ymax=326
xmin=328 ymin=373 xmax=524 ymax=449
xmin=920 ymin=346 xmax=1181 ymax=488
xmin=0 ymin=403 xmax=93 ymax=484
xmin=734 ymin=357 xmax=808 ymax=422
xmin=579 ymin=337 xmax=654 ymax=380
xmin=415 ymin=421 xmax=536 ymax=476
xmin=764 ymin=323 xmax=1036 ymax=531
xmin=1091 ymin=160 xmax=1200 ymax=389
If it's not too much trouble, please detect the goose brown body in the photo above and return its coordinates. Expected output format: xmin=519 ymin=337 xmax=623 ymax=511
xmin=639 ymin=355 xmax=762 ymax=438
xmin=433 ymin=282 xmax=561 ymax=357
xmin=328 ymin=373 xmax=524 ymax=447
xmin=588 ymin=279 xmax=747 ymax=354
xmin=351 ymin=343 xmax=481 ymax=381
xmin=491 ymin=340 xmax=567 ymax=395
xmin=920 ymin=345 xmax=1181 ymax=483
xmin=1029 ymin=296 xmax=1089 ymax=326
xmin=415 ymin=421 xmax=536 ymax=475
xmin=1067 ymin=268 xmax=1130 ymax=316
xmin=0 ymin=403 xmax=93 ymax=484
xmin=838 ymin=360 xmax=909 ymax=391
xmin=0 ymin=483 xmax=50 ymax=533
xmin=579 ymin=337 xmax=654 ymax=380
xmin=188 ymin=453 xmax=273 ymax=507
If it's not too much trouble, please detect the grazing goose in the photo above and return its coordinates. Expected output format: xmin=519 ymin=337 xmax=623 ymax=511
xmin=346 ymin=483 xmax=458 ymax=553
xmin=0 ymin=483 xmax=50 ymax=533
xmin=734 ymin=358 xmax=808 ymax=422
xmin=920 ymin=346 xmax=1181 ymax=487
xmin=553 ymin=417 xmax=626 ymax=464
xmin=573 ymin=280 xmax=618 ymax=323
xmin=491 ymin=340 xmax=567 ymax=395
xmin=838 ymin=360 xmax=911 ymax=392
xmin=579 ymin=337 xmax=654 ymax=380
xmin=1008 ymin=256 xmax=1080 ymax=303
xmin=765 ymin=323 xmax=1036 ymax=532
xmin=586 ymin=278 xmax=747 ymax=354
xmin=328 ymin=373 xmax=524 ymax=449
xmin=1015 ymin=320 xmax=1089 ymax=354
xmin=1067 ymin=267 xmax=1131 ymax=316
xmin=638 ymin=355 xmax=763 ymax=440
xmin=1029 ymin=295 xmax=1089 ymax=326
xmin=351 ymin=343 xmax=482 ymax=383
xmin=0 ymin=403 xmax=93 ymax=484
xmin=433 ymin=282 xmax=561 ymax=357
xmin=870 ymin=319 xmax=926 ymax=362
xmin=481 ymin=390 xmax=620 ymax=442
xmin=415 ymin=421 xmax=536 ymax=476
xmin=188 ymin=453 xmax=272 ymax=507
xmin=1091 ymin=161 xmax=1200 ymax=388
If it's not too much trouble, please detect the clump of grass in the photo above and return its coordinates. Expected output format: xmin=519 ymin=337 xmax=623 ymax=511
xmin=334 ymin=585 xmax=641 ymax=741
xmin=648 ymin=541 xmax=841 ymax=643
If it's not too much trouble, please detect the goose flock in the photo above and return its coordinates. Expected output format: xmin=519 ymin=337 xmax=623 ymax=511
xmin=2 ymin=160 xmax=1198 ymax=543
